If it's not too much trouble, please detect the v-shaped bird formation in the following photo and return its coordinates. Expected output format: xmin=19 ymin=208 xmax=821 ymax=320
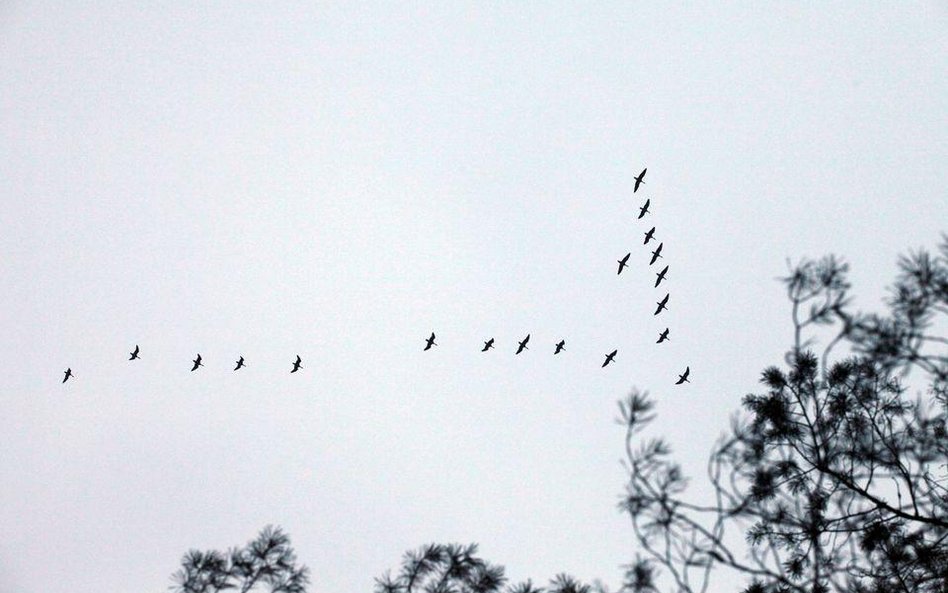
xmin=59 ymin=166 xmax=689 ymax=387
xmin=416 ymin=166 xmax=691 ymax=386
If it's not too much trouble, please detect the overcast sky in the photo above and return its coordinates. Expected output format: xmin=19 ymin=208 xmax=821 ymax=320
xmin=1 ymin=3 xmax=946 ymax=593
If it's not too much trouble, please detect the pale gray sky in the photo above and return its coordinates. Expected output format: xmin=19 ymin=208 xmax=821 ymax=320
xmin=1 ymin=3 xmax=946 ymax=592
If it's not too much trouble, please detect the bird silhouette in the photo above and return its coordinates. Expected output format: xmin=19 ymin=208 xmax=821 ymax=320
xmin=554 ymin=340 xmax=566 ymax=354
xmin=62 ymin=368 xmax=73 ymax=383
xmin=129 ymin=345 xmax=140 ymax=360
xmin=637 ymin=199 xmax=650 ymax=219
xmin=676 ymin=366 xmax=691 ymax=385
xmin=602 ymin=349 xmax=618 ymax=367
xmin=655 ymin=265 xmax=669 ymax=287
xmin=482 ymin=338 xmax=495 ymax=352
xmin=654 ymin=293 xmax=669 ymax=315
xmin=649 ymin=242 xmax=664 ymax=265
xmin=191 ymin=354 xmax=203 ymax=372
xmin=516 ymin=334 xmax=530 ymax=354
xmin=656 ymin=328 xmax=670 ymax=343
xmin=424 ymin=332 xmax=437 ymax=351
xmin=643 ymin=226 xmax=656 ymax=245
xmin=617 ymin=252 xmax=631 ymax=275
xmin=291 ymin=355 xmax=302 ymax=373
xmin=234 ymin=356 xmax=245 ymax=371
xmin=633 ymin=168 xmax=647 ymax=192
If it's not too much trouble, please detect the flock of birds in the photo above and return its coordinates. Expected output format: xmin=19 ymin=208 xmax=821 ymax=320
xmin=61 ymin=347 xmax=303 ymax=383
xmin=421 ymin=167 xmax=691 ymax=386
xmin=60 ymin=167 xmax=689 ymax=387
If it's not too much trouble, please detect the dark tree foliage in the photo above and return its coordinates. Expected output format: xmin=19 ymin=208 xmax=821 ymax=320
xmin=621 ymin=238 xmax=948 ymax=593
xmin=374 ymin=543 xmax=602 ymax=593
xmin=170 ymin=532 xmax=605 ymax=593
xmin=171 ymin=525 xmax=310 ymax=593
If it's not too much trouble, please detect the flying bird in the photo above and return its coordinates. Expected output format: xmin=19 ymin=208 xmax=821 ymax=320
xmin=654 ymin=293 xmax=669 ymax=315
xmin=676 ymin=366 xmax=691 ymax=385
xmin=62 ymin=368 xmax=73 ymax=383
xmin=602 ymin=349 xmax=618 ymax=367
xmin=655 ymin=265 xmax=669 ymax=287
xmin=424 ymin=332 xmax=437 ymax=351
xmin=291 ymin=355 xmax=302 ymax=373
xmin=234 ymin=356 xmax=245 ymax=371
xmin=656 ymin=328 xmax=670 ymax=343
xmin=191 ymin=354 xmax=203 ymax=372
xmin=643 ymin=226 xmax=656 ymax=245
xmin=129 ymin=345 xmax=140 ymax=360
xmin=637 ymin=199 xmax=650 ymax=220
xmin=482 ymin=338 xmax=495 ymax=352
xmin=649 ymin=242 xmax=664 ymax=265
xmin=554 ymin=340 xmax=566 ymax=354
xmin=633 ymin=168 xmax=647 ymax=192
xmin=516 ymin=334 xmax=530 ymax=354
xmin=617 ymin=252 xmax=631 ymax=275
